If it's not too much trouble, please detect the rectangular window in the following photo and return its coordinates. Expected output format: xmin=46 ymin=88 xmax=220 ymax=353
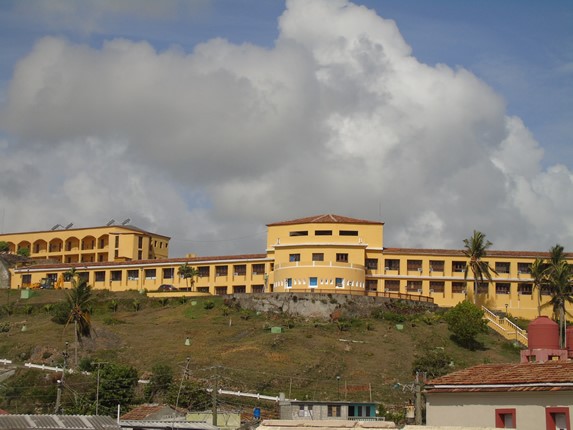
xmin=495 ymin=262 xmax=510 ymax=274
xmin=407 ymin=260 xmax=423 ymax=271
xmin=327 ymin=405 xmax=341 ymax=417
xmin=289 ymin=230 xmax=308 ymax=236
xmin=315 ymin=230 xmax=332 ymax=236
xmin=517 ymin=262 xmax=531 ymax=274
xmin=95 ymin=271 xmax=105 ymax=282
xmin=286 ymin=278 xmax=292 ymax=288
xmin=496 ymin=283 xmax=510 ymax=295
xmin=518 ymin=283 xmax=532 ymax=295
xmin=145 ymin=269 xmax=156 ymax=280
xmin=430 ymin=260 xmax=444 ymax=272
xmin=215 ymin=286 xmax=227 ymax=295
xmin=137 ymin=250 xmax=142 ymax=260
xmin=197 ymin=287 xmax=209 ymax=293
xmin=366 ymin=258 xmax=378 ymax=269
xmin=495 ymin=408 xmax=516 ymax=428
xmin=233 ymin=265 xmax=246 ymax=276
xmin=336 ymin=253 xmax=348 ymax=262
xmin=477 ymin=282 xmax=489 ymax=294
xmin=111 ymin=270 xmax=122 ymax=281
xmin=199 ymin=266 xmax=210 ymax=277
xmin=430 ymin=281 xmax=445 ymax=293
xmin=138 ymin=236 xmax=143 ymax=248
xmin=127 ymin=269 xmax=139 ymax=281
xmin=452 ymin=282 xmax=465 ymax=294
xmin=452 ymin=261 xmax=466 ymax=272
xmin=216 ymin=266 xmax=228 ymax=276
xmin=252 ymin=264 xmax=265 ymax=274
xmin=233 ymin=285 xmax=246 ymax=294
xmin=163 ymin=268 xmax=174 ymax=279
xmin=339 ymin=230 xmax=358 ymax=236
xmin=385 ymin=280 xmax=400 ymax=292
xmin=545 ymin=407 xmax=569 ymax=430
xmin=252 ymin=285 xmax=264 ymax=293
xmin=407 ymin=280 xmax=422 ymax=292
xmin=366 ymin=279 xmax=378 ymax=291
xmin=385 ymin=259 xmax=400 ymax=271
xmin=335 ymin=277 xmax=344 ymax=288
xmin=289 ymin=254 xmax=300 ymax=262
xmin=115 ymin=236 xmax=119 ymax=247
xmin=309 ymin=277 xmax=318 ymax=287
xmin=312 ymin=253 xmax=324 ymax=261
xmin=22 ymin=274 xmax=31 ymax=286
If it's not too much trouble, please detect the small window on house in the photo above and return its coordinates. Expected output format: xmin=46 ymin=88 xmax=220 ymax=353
xmin=477 ymin=282 xmax=489 ymax=294
xmin=546 ymin=407 xmax=570 ymax=430
xmin=366 ymin=258 xmax=378 ymax=269
xmin=312 ymin=253 xmax=324 ymax=261
xmin=289 ymin=254 xmax=300 ymax=262
xmin=309 ymin=277 xmax=318 ymax=287
xmin=127 ymin=269 xmax=139 ymax=280
xmin=518 ymin=283 xmax=532 ymax=295
xmin=339 ymin=230 xmax=358 ymax=236
xmin=385 ymin=280 xmax=400 ymax=292
xmin=430 ymin=260 xmax=444 ymax=272
xmin=429 ymin=281 xmax=445 ymax=293
xmin=315 ymin=230 xmax=332 ymax=236
xmin=252 ymin=264 xmax=265 ymax=274
xmin=495 ymin=409 xmax=516 ymax=428
xmin=452 ymin=261 xmax=466 ymax=272
xmin=199 ymin=266 xmax=210 ymax=277
xmin=452 ymin=282 xmax=465 ymax=294
xmin=286 ymin=278 xmax=292 ymax=288
xmin=138 ymin=237 xmax=143 ymax=248
xmin=336 ymin=253 xmax=348 ymax=262
xmin=216 ymin=266 xmax=228 ymax=276
xmin=95 ymin=271 xmax=105 ymax=282
xmin=407 ymin=260 xmax=422 ymax=271
xmin=335 ymin=278 xmax=343 ymax=288
xmin=517 ymin=262 xmax=531 ymax=274
xmin=289 ymin=231 xmax=308 ymax=236
xmin=407 ymin=280 xmax=422 ymax=292
xmin=233 ymin=285 xmax=246 ymax=294
xmin=163 ymin=268 xmax=174 ymax=279
xmin=22 ymin=274 xmax=31 ymax=285
xmin=327 ymin=405 xmax=341 ymax=417
xmin=115 ymin=236 xmax=119 ymax=247
xmin=137 ymin=250 xmax=142 ymax=260
xmin=495 ymin=262 xmax=510 ymax=274
xmin=385 ymin=259 xmax=400 ymax=271
xmin=111 ymin=270 xmax=122 ymax=281
xmin=495 ymin=283 xmax=510 ymax=295
xmin=145 ymin=269 xmax=156 ymax=280
xmin=215 ymin=286 xmax=227 ymax=295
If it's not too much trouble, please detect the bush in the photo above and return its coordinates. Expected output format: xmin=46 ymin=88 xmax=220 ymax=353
xmin=412 ymin=348 xmax=454 ymax=378
xmin=444 ymin=301 xmax=488 ymax=349
xmin=203 ymin=301 xmax=215 ymax=310
xmin=50 ymin=302 xmax=71 ymax=325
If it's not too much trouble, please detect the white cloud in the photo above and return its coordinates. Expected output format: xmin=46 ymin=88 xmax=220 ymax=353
xmin=1 ymin=0 xmax=572 ymax=256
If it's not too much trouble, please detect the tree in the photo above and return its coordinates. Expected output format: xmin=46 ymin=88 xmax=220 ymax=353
xmin=97 ymin=363 xmax=139 ymax=416
xmin=444 ymin=301 xmax=488 ymax=349
xmin=542 ymin=259 xmax=572 ymax=348
xmin=529 ymin=258 xmax=546 ymax=317
xmin=0 ymin=241 xmax=9 ymax=253
xmin=64 ymin=270 xmax=93 ymax=366
xmin=462 ymin=230 xmax=497 ymax=304
xmin=178 ymin=263 xmax=199 ymax=291
xmin=145 ymin=363 xmax=174 ymax=402
xmin=412 ymin=348 xmax=454 ymax=378
xmin=17 ymin=247 xmax=30 ymax=257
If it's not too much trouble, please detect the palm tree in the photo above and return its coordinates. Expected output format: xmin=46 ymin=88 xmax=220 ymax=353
xmin=65 ymin=271 xmax=93 ymax=367
xmin=529 ymin=258 xmax=546 ymax=317
xmin=541 ymin=260 xmax=573 ymax=348
xmin=463 ymin=230 xmax=497 ymax=304
xmin=178 ymin=263 xmax=199 ymax=291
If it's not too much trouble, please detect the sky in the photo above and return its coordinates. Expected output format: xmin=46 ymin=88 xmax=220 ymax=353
xmin=0 ymin=0 xmax=572 ymax=258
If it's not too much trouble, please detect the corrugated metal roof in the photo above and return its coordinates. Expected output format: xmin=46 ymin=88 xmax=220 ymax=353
xmin=0 ymin=415 xmax=120 ymax=429
xmin=118 ymin=420 xmax=217 ymax=429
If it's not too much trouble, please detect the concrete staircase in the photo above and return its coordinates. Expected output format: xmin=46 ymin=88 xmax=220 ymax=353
xmin=482 ymin=306 xmax=528 ymax=347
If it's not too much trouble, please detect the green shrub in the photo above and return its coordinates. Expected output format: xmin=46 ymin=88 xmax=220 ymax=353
xmin=203 ymin=301 xmax=215 ymax=310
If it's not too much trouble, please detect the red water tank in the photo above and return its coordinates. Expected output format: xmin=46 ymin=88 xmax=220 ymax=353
xmin=527 ymin=316 xmax=560 ymax=350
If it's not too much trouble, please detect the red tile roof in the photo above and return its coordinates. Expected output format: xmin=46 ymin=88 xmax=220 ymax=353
xmin=382 ymin=248 xmax=569 ymax=259
xmin=425 ymin=362 xmax=573 ymax=393
xmin=267 ymin=214 xmax=384 ymax=226
xmin=120 ymin=404 xmax=171 ymax=420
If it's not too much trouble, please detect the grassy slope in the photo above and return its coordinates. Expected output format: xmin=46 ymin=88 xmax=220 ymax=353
xmin=0 ymin=289 xmax=521 ymax=409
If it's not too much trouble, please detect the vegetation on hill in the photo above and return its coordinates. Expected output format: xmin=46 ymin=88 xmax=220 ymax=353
xmin=0 ymin=288 xmax=522 ymax=419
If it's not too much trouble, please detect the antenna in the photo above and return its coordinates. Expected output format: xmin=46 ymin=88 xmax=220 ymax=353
xmin=65 ymin=223 xmax=73 ymax=229
xmin=106 ymin=219 xmax=115 ymax=226
xmin=51 ymin=224 xmax=62 ymax=231
xmin=121 ymin=218 xmax=131 ymax=226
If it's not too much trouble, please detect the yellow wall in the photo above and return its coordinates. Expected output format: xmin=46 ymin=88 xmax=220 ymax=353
xmin=4 ymin=215 xmax=572 ymax=321
xmin=0 ymin=225 xmax=169 ymax=263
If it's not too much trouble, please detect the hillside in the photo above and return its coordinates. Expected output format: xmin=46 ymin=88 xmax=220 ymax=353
xmin=0 ymin=288 xmax=522 ymax=414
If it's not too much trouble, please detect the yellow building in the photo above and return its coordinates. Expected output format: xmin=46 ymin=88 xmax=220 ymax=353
xmin=0 ymin=224 xmax=170 ymax=264
xmin=3 ymin=214 xmax=572 ymax=320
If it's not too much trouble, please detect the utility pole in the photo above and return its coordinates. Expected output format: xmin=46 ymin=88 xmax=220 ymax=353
xmin=54 ymin=342 xmax=69 ymax=414
xmin=414 ymin=372 xmax=423 ymax=425
xmin=172 ymin=357 xmax=191 ymax=430
xmin=212 ymin=368 xmax=219 ymax=427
